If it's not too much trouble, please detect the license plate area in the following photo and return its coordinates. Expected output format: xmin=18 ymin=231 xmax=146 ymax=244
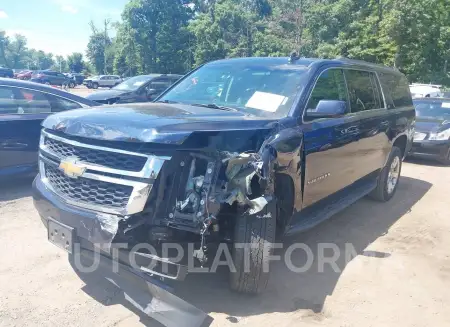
xmin=48 ymin=218 xmax=74 ymax=254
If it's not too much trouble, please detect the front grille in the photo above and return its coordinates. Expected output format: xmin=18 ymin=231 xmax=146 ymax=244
xmin=45 ymin=137 xmax=147 ymax=172
xmin=45 ymin=165 xmax=133 ymax=208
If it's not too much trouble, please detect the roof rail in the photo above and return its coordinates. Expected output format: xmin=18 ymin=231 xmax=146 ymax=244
xmin=334 ymin=56 xmax=399 ymax=71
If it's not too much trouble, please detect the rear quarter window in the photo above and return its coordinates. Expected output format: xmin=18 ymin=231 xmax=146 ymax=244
xmin=379 ymin=73 xmax=412 ymax=108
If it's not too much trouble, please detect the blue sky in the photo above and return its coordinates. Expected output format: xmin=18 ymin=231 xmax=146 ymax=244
xmin=0 ymin=0 xmax=129 ymax=57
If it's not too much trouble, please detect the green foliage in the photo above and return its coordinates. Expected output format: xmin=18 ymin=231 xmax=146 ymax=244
xmin=87 ymin=32 xmax=112 ymax=74
xmin=67 ymin=52 xmax=85 ymax=73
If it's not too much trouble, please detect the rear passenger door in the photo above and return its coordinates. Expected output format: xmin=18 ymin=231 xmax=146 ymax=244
xmin=99 ymin=76 xmax=109 ymax=87
xmin=344 ymin=69 xmax=390 ymax=180
xmin=55 ymin=73 xmax=67 ymax=85
xmin=0 ymin=86 xmax=82 ymax=174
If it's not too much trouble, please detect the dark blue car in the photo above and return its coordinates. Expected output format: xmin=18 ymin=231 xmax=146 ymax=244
xmin=0 ymin=78 xmax=99 ymax=178
xmin=32 ymin=56 xmax=415 ymax=326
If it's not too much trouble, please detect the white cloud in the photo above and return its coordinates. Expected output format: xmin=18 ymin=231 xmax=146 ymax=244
xmin=61 ymin=4 xmax=78 ymax=14
xmin=52 ymin=0 xmax=78 ymax=14
xmin=0 ymin=10 xmax=8 ymax=19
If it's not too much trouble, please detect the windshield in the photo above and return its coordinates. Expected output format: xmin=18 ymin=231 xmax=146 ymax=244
xmin=160 ymin=62 xmax=308 ymax=118
xmin=113 ymin=75 xmax=152 ymax=91
xmin=414 ymin=100 xmax=450 ymax=119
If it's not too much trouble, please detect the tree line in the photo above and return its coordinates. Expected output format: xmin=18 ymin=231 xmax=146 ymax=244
xmin=0 ymin=32 xmax=88 ymax=73
xmin=1 ymin=0 xmax=449 ymax=85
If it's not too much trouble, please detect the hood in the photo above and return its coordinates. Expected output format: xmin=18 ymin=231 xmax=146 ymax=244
xmin=85 ymin=89 xmax=128 ymax=101
xmin=42 ymin=102 xmax=277 ymax=145
xmin=416 ymin=117 xmax=450 ymax=133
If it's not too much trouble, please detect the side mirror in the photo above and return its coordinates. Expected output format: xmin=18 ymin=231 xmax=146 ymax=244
xmin=306 ymin=100 xmax=347 ymax=118
xmin=146 ymin=88 xmax=158 ymax=98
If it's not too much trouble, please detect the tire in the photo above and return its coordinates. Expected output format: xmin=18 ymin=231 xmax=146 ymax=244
xmin=92 ymin=82 xmax=99 ymax=89
xmin=229 ymin=201 xmax=277 ymax=294
xmin=68 ymin=82 xmax=75 ymax=88
xmin=369 ymin=146 xmax=402 ymax=202
xmin=438 ymin=148 xmax=450 ymax=165
xmin=44 ymin=81 xmax=51 ymax=85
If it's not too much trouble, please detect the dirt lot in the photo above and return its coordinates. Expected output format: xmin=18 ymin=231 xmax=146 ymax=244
xmin=70 ymin=85 xmax=97 ymax=97
xmin=0 ymin=159 xmax=449 ymax=327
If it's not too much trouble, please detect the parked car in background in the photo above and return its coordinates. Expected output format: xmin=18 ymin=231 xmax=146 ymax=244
xmin=83 ymin=75 xmax=122 ymax=89
xmin=0 ymin=78 xmax=99 ymax=179
xmin=410 ymin=83 xmax=443 ymax=98
xmin=410 ymin=97 xmax=450 ymax=164
xmin=68 ymin=73 xmax=85 ymax=85
xmin=0 ymin=67 xmax=14 ymax=78
xmin=16 ymin=70 xmax=33 ymax=80
xmin=85 ymin=74 xmax=182 ymax=104
xmin=31 ymin=70 xmax=76 ymax=88
xmin=32 ymin=57 xmax=414 ymax=325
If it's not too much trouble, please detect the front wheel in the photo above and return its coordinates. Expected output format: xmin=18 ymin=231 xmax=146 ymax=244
xmin=92 ymin=82 xmax=99 ymax=89
xmin=68 ymin=81 xmax=75 ymax=88
xmin=369 ymin=146 xmax=402 ymax=202
xmin=229 ymin=201 xmax=276 ymax=294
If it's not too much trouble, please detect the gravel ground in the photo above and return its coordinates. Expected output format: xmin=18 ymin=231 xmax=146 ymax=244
xmin=0 ymin=159 xmax=449 ymax=327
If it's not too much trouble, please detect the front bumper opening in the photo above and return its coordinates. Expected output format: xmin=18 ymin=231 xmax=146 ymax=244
xmin=70 ymin=248 xmax=210 ymax=327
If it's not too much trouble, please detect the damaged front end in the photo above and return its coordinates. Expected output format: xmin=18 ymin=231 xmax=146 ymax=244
xmin=118 ymin=146 xmax=277 ymax=266
xmin=33 ymin=123 xmax=281 ymax=327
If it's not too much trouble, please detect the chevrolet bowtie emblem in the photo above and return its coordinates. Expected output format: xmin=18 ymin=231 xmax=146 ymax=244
xmin=59 ymin=158 xmax=86 ymax=178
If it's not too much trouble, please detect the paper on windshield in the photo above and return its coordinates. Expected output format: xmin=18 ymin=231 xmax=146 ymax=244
xmin=133 ymin=82 xmax=145 ymax=86
xmin=441 ymin=102 xmax=450 ymax=108
xmin=245 ymin=91 xmax=287 ymax=112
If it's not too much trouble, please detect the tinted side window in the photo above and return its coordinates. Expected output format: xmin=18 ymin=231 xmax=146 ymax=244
xmin=0 ymin=87 xmax=18 ymax=114
xmin=307 ymin=69 xmax=348 ymax=111
xmin=149 ymin=79 xmax=172 ymax=91
xmin=46 ymin=94 xmax=82 ymax=112
xmin=345 ymin=70 xmax=382 ymax=112
xmin=379 ymin=73 xmax=412 ymax=108
xmin=16 ymin=89 xmax=52 ymax=113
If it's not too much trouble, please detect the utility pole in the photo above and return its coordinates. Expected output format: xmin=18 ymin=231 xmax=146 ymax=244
xmin=104 ymin=19 xmax=111 ymax=75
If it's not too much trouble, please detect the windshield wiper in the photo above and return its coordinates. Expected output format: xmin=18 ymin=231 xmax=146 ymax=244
xmin=156 ymin=99 xmax=180 ymax=104
xmin=190 ymin=103 xmax=239 ymax=112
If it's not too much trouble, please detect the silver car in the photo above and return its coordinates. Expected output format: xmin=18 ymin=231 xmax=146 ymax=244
xmin=83 ymin=75 xmax=122 ymax=89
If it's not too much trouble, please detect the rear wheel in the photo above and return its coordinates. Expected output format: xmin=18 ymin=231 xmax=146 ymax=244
xmin=369 ymin=146 xmax=402 ymax=202
xmin=68 ymin=81 xmax=75 ymax=88
xmin=230 ymin=201 xmax=276 ymax=294
xmin=44 ymin=81 xmax=51 ymax=85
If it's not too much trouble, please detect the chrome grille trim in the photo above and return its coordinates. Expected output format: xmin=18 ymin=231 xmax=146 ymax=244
xmin=38 ymin=131 xmax=171 ymax=215
xmin=40 ymin=130 xmax=170 ymax=179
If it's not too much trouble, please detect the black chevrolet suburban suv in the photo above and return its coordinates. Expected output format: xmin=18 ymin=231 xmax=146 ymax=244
xmin=33 ymin=56 xmax=414 ymax=326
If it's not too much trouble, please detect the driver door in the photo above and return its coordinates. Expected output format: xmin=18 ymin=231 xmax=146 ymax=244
xmin=301 ymin=68 xmax=362 ymax=208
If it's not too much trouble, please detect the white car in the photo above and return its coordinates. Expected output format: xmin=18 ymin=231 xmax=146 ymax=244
xmin=410 ymin=83 xmax=443 ymax=98
xmin=83 ymin=75 xmax=123 ymax=89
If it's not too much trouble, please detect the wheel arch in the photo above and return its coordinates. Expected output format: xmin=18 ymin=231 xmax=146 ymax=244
xmin=393 ymin=134 xmax=408 ymax=158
